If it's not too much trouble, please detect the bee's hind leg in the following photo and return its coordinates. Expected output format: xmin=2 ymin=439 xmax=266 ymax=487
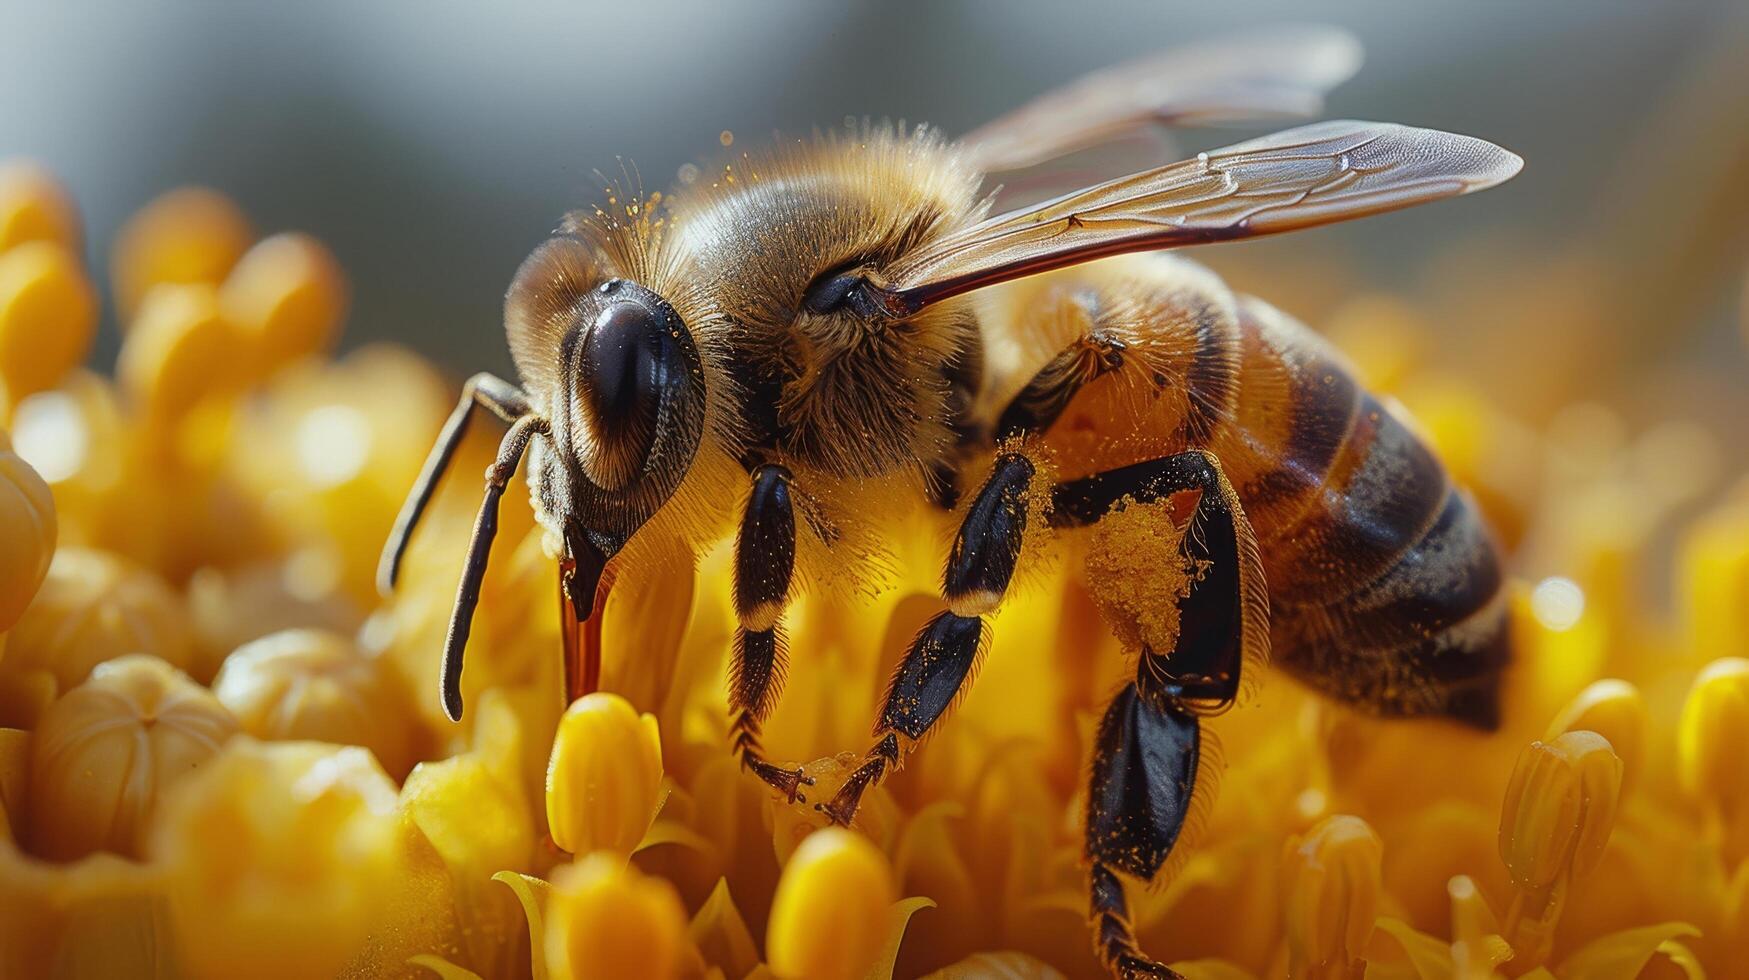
xmin=816 ymin=451 xmax=1037 ymax=826
xmin=1053 ymin=449 xmax=1270 ymax=978
xmin=1085 ymin=684 xmax=1199 ymax=980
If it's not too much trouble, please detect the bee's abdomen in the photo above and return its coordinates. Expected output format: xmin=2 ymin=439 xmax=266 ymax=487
xmin=1214 ymin=296 xmax=1509 ymax=725
xmin=1004 ymin=257 xmax=1510 ymax=723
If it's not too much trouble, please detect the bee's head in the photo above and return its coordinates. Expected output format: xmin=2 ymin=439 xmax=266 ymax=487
xmin=504 ymin=234 xmax=706 ymax=577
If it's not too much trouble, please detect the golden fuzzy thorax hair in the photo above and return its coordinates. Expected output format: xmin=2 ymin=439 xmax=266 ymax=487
xmin=501 ymin=126 xmax=993 ymax=578
xmin=658 ymin=126 xmax=988 ymax=479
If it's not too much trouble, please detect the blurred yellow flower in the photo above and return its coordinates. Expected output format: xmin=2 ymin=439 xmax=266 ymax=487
xmin=151 ymin=738 xmax=403 ymax=980
xmin=1280 ymin=815 xmax=1382 ymax=979
xmin=0 ymin=433 xmax=55 ymax=630
xmin=0 ymin=238 xmax=97 ymax=406
xmin=212 ymin=627 xmax=418 ymax=778
xmin=1677 ymin=658 xmax=1749 ymax=861
xmin=118 ymin=282 xmax=249 ymax=432
xmin=109 ymin=186 xmax=252 ymax=322
xmin=0 ymin=547 xmax=194 ymax=727
xmin=546 ymin=852 xmax=690 ymax=980
xmin=0 ymin=160 xmax=81 ymax=252
xmin=219 ymin=231 xmax=348 ymax=381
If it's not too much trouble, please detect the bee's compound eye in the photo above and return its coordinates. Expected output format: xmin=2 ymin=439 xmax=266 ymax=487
xmin=583 ymin=294 xmax=663 ymax=425
xmin=569 ymin=280 xmax=688 ymax=492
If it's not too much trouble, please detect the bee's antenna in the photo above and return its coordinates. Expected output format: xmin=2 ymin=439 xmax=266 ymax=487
xmin=439 ymin=413 xmax=548 ymax=721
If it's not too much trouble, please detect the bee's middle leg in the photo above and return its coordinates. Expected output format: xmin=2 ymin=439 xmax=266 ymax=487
xmin=816 ymin=451 xmax=1037 ymax=825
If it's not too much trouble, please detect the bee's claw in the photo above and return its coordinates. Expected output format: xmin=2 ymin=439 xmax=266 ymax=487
xmin=815 ymin=756 xmax=883 ymax=827
xmin=747 ymin=758 xmax=814 ymax=804
xmin=814 ymin=797 xmax=857 ymax=827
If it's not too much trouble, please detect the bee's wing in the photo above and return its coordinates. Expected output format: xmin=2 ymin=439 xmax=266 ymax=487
xmin=877 ymin=121 xmax=1523 ymax=317
xmin=961 ymin=25 xmax=1363 ymax=174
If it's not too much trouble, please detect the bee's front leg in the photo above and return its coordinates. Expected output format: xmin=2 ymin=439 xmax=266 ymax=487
xmin=816 ymin=451 xmax=1037 ymax=826
xmin=727 ymin=463 xmax=815 ymax=803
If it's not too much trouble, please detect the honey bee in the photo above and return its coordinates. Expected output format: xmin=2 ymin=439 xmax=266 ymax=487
xmin=380 ymin=26 xmax=1521 ymax=978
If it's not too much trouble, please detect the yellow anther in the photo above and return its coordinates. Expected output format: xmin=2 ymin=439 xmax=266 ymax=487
xmin=117 ymin=282 xmax=248 ymax=429
xmin=27 ymin=654 xmax=238 ymax=860
xmin=0 ymin=547 xmax=194 ymax=728
xmin=1280 ymin=814 xmax=1382 ymax=979
xmin=0 ymin=439 xmax=54 ymax=631
xmin=1545 ymin=678 xmax=1647 ymax=794
xmin=151 ymin=738 xmax=402 ymax=980
xmin=110 ymin=186 xmax=252 ymax=321
xmin=766 ymin=827 xmax=898 ymax=980
xmin=1497 ymin=730 xmax=1621 ymax=972
xmin=212 ymin=628 xmax=416 ymax=778
xmin=1499 ymin=731 xmax=1620 ymax=889
xmin=220 ymin=232 xmax=348 ymax=379
xmin=1678 ymin=658 xmax=1749 ymax=834
xmin=545 ymin=852 xmax=689 ymax=980
xmin=0 ymin=160 xmax=80 ymax=252
xmin=545 ymin=692 xmax=664 ymax=856
xmin=0 ymin=240 xmax=98 ymax=405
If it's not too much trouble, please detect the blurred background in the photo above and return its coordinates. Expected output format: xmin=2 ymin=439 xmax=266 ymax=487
xmin=4 ymin=1 xmax=1747 ymax=446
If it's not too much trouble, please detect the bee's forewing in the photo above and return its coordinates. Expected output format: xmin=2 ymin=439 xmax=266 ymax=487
xmin=883 ymin=120 xmax=1523 ymax=315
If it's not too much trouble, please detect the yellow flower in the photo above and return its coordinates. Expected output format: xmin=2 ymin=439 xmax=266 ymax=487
xmin=150 ymin=738 xmax=403 ymax=980
xmin=546 ymin=692 xmax=664 ymax=856
xmin=28 ymin=653 xmax=238 ymax=860
xmin=767 ymin=827 xmax=899 ymax=980
xmin=395 ymin=687 xmax=543 ymax=978
xmin=219 ymin=232 xmax=348 ymax=381
xmin=1497 ymin=730 xmax=1622 ymax=971
xmin=1677 ymin=658 xmax=1749 ymax=854
xmin=0 ymin=160 xmax=81 ymax=252
xmin=109 ymin=186 xmax=251 ymax=321
xmin=1544 ymin=679 xmax=1647 ymax=795
xmin=0 ymin=433 xmax=55 ymax=631
xmin=8 ymin=159 xmax=1749 ymax=980
xmin=545 ymin=852 xmax=690 ymax=980
xmin=117 ymin=282 xmax=248 ymax=432
xmin=0 ymin=238 xmax=97 ymax=406
xmin=211 ymin=627 xmax=418 ymax=777
xmin=0 ymin=547 xmax=194 ymax=727
xmin=1676 ymin=493 xmax=1749 ymax=662
xmin=1280 ymin=815 xmax=1383 ymax=979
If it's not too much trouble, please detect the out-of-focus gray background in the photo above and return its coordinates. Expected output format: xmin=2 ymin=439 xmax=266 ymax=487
xmin=5 ymin=1 xmax=1747 ymax=424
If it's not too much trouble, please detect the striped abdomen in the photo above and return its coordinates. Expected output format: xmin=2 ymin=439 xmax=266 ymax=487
xmin=1004 ymin=254 xmax=1509 ymax=727
xmin=1210 ymin=296 xmax=1508 ymax=728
